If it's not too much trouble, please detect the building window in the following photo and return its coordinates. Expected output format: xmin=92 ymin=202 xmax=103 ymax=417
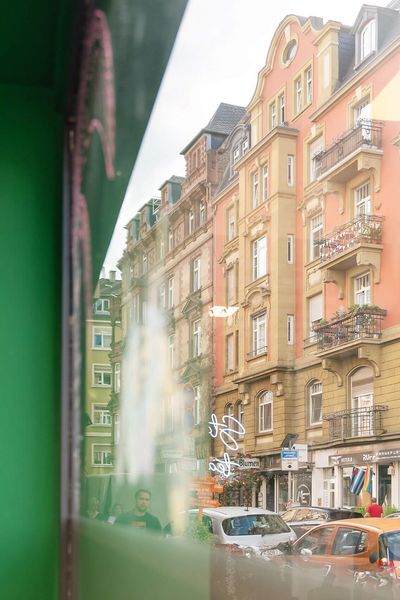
xmin=306 ymin=67 xmax=312 ymax=104
xmin=159 ymin=237 xmax=165 ymax=259
xmin=226 ymin=333 xmax=235 ymax=371
xmin=259 ymin=391 xmax=273 ymax=432
xmin=114 ymin=413 xmax=120 ymax=445
xmin=262 ymin=164 xmax=269 ymax=201
xmin=287 ymin=155 xmax=294 ymax=186
xmin=295 ymin=77 xmax=302 ymax=113
xmin=309 ymin=381 xmax=322 ymax=425
xmin=355 ymin=273 xmax=371 ymax=306
xmin=287 ymin=315 xmax=294 ymax=345
xmin=323 ymin=468 xmax=335 ymax=508
xmin=159 ymin=283 xmax=166 ymax=308
xmin=192 ymin=257 xmax=201 ymax=291
xmin=142 ymin=252 xmax=147 ymax=274
xmin=360 ymin=20 xmax=376 ymax=61
xmin=227 ymin=206 xmax=236 ymax=241
xmin=233 ymin=145 xmax=240 ymax=163
xmin=168 ymin=229 xmax=174 ymax=252
xmin=93 ymin=365 xmax=111 ymax=387
xmin=252 ymin=171 xmax=259 ymax=209
xmin=93 ymin=404 xmax=112 ymax=425
xmin=193 ymin=385 xmax=201 ymax=426
xmin=94 ymin=298 xmax=110 ymax=314
xmin=114 ymin=363 xmax=121 ymax=393
xmin=309 ymin=214 xmax=323 ymax=261
xmin=168 ymin=277 xmax=174 ymax=308
xmin=270 ymin=102 xmax=276 ymax=129
xmin=242 ymin=137 xmax=249 ymax=154
xmin=199 ymin=201 xmax=206 ymax=225
xmin=252 ymin=235 xmax=267 ymax=281
xmin=310 ymin=137 xmax=323 ymax=182
xmin=287 ymin=234 xmax=294 ymax=264
xmin=93 ymin=326 xmax=112 ymax=349
xmin=238 ymin=401 xmax=244 ymax=436
xmin=226 ymin=267 xmax=236 ymax=306
xmin=309 ymin=293 xmax=323 ymax=337
xmin=279 ymin=94 xmax=285 ymax=124
xmin=188 ymin=209 xmax=195 ymax=233
xmin=252 ymin=312 xmax=267 ymax=356
xmin=355 ymin=182 xmax=371 ymax=216
xmin=93 ymin=445 xmax=112 ymax=466
xmin=192 ymin=319 xmax=201 ymax=357
xmin=168 ymin=334 xmax=175 ymax=368
xmin=351 ymin=367 xmax=374 ymax=436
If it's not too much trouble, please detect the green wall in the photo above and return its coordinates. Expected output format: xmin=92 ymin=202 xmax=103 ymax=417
xmin=0 ymin=85 xmax=62 ymax=600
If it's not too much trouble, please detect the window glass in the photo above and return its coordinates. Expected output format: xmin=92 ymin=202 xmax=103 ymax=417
xmin=295 ymin=527 xmax=334 ymax=555
xmin=332 ymin=528 xmax=368 ymax=555
xmin=222 ymin=514 xmax=289 ymax=536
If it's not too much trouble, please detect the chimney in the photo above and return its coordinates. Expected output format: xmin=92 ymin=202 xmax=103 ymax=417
xmin=109 ymin=270 xmax=116 ymax=282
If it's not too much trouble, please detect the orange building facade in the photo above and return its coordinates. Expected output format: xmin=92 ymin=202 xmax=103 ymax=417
xmin=212 ymin=5 xmax=400 ymax=512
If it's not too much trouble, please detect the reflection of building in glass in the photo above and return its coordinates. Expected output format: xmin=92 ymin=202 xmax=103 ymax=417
xmin=84 ymin=271 xmax=121 ymax=479
xmin=118 ymin=103 xmax=245 ymax=474
xmin=212 ymin=7 xmax=400 ymax=512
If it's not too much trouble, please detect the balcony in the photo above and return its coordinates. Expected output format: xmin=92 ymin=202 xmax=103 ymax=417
xmin=315 ymin=120 xmax=383 ymax=183
xmin=319 ymin=214 xmax=383 ymax=266
xmin=323 ymin=405 xmax=388 ymax=440
xmin=314 ymin=305 xmax=387 ymax=353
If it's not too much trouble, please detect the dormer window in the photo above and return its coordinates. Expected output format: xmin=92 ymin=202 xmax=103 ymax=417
xmin=242 ymin=138 xmax=249 ymax=153
xmin=360 ymin=19 xmax=376 ymax=61
xmin=233 ymin=145 xmax=240 ymax=162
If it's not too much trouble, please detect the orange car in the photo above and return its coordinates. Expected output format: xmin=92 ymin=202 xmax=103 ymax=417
xmin=285 ymin=518 xmax=400 ymax=572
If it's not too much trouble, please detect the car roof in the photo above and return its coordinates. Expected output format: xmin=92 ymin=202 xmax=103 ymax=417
xmin=313 ymin=518 xmax=400 ymax=533
xmin=287 ymin=506 xmax=356 ymax=513
xmin=190 ymin=506 xmax=277 ymax=518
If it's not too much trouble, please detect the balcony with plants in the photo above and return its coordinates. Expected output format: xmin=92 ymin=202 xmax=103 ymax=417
xmin=313 ymin=304 xmax=387 ymax=354
xmin=315 ymin=119 xmax=383 ymax=183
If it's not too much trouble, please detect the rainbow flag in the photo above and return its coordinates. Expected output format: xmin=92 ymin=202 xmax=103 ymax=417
xmin=363 ymin=465 xmax=373 ymax=494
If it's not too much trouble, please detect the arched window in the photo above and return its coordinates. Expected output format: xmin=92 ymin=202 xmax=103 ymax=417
xmin=258 ymin=391 xmax=273 ymax=432
xmin=226 ymin=403 xmax=234 ymax=420
xmin=309 ymin=380 xmax=323 ymax=425
xmin=361 ymin=20 xmax=376 ymax=60
xmin=350 ymin=366 xmax=374 ymax=436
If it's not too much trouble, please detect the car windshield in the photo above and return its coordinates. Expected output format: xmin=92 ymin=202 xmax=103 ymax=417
xmin=379 ymin=531 xmax=400 ymax=561
xmin=222 ymin=514 xmax=290 ymax=536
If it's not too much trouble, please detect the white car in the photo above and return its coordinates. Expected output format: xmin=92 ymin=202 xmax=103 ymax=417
xmin=188 ymin=506 xmax=296 ymax=549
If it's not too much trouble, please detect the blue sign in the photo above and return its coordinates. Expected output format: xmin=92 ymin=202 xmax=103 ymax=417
xmin=281 ymin=449 xmax=299 ymax=459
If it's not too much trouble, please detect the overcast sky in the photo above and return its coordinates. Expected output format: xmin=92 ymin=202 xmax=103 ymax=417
xmin=104 ymin=0 xmax=390 ymax=274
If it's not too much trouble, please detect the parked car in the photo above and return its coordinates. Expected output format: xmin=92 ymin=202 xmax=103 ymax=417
xmin=166 ymin=506 xmax=297 ymax=550
xmin=281 ymin=506 xmax=363 ymax=538
xmin=385 ymin=512 xmax=400 ymax=519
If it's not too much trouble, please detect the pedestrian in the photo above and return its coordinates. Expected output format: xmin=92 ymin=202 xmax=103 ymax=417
xmin=115 ymin=489 xmax=162 ymax=531
xmin=107 ymin=503 xmax=123 ymax=524
xmin=364 ymin=497 xmax=383 ymax=518
xmin=86 ymin=497 xmax=107 ymax=521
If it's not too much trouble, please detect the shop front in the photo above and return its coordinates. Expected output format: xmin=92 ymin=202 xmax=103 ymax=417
xmin=257 ymin=454 xmax=313 ymax=513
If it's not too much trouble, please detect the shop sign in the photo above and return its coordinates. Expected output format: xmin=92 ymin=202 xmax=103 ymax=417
xmin=330 ymin=447 xmax=400 ymax=466
xmin=237 ymin=457 xmax=260 ymax=469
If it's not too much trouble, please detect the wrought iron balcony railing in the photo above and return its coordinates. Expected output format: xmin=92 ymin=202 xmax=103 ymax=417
xmin=314 ymin=306 xmax=386 ymax=352
xmin=324 ymin=405 xmax=388 ymax=440
xmin=315 ymin=119 xmax=383 ymax=177
xmin=319 ymin=214 xmax=383 ymax=262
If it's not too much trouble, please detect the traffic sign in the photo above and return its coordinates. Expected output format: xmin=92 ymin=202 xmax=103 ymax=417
xmin=281 ymin=448 xmax=299 ymax=471
xmin=281 ymin=449 xmax=299 ymax=459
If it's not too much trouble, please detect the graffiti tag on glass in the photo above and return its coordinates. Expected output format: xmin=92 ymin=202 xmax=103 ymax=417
xmin=208 ymin=413 xmax=245 ymax=478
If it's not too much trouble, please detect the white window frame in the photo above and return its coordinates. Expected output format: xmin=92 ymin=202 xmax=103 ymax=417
xmin=287 ymin=155 xmax=294 ymax=186
xmin=279 ymin=94 xmax=285 ymax=124
xmin=94 ymin=298 xmax=110 ymax=314
xmin=360 ymin=19 xmax=376 ymax=61
xmin=310 ymin=214 xmax=323 ymax=261
xmin=92 ymin=444 xmax=112 ymax=467
xmin=270 ymin=102 xmax=276 ymax=129
xmin=238 ymin=401 xmax=245 ymax=437
xmin=259 ymin=391 xmax=273 ymax=432
xmin=233 ymin=144 xmax=240 ymax=163
xmin=92 ymin=326 xmax=112 ymax=350
xmin=262 ymin=164 xmax=269 ymax=202
xmin=159 ymin=283 xmax=166 ymax=308
xmin=192 ymin=319 xmax=201 ymax=357
xmin=192 ymin=257 xmax=201 ymax=292
xmin=287 ymin=234 xmax=294 ymax=264
xmin=199 ymin=201 xmax=206 ymax=225
xmin=142 ymin=252 xmax=147 ymax=274
xmin=355 ymin=182 xmax=371 ymax=216
xmin=306 ymin=67 xmax=312 ymax=104
xmin=227 ymin=206 xmax=236 ymax=241
xmin=351 ymin=367 xmax=374 ymax=436
xmin=168 ymin=277 xmax=174 ymax=308
xmin=309 ymin=293 xmax=323 ymax=337
xmin=168 ymin=334 xmax=175 ymax=369
xmin=355 ymin=272 xmax=371 ymax=306
xmin=114 ymin=363 xmax=121 ymax=393
xmin=189 ymin=209 xmax=195 ymax=233
xmin=92 ymin=364 xmax=112 ymax=387
xmin=242 ymin=137 xmax=249 ymax=154
xmin=309 ymin=381 xmax=322 ymax=425
xmin=252 ymin=312 xmax=267 ymax=356
xmin=193 ymin=385 xmax=201 ymax=426
xmin=295 ymin=77 xmax=302 ymax=113
xmin=114 ymin=413 xmax=120 ymax=445
xmin=287 ymin=315 xmax=294 ymax=345
xmin=159 ymin=237 xmax=165 ymax=259
xmin=310 ymin=137 xmax=323 ymax=182
xmin=168 ymin=229 xmax=174 ymax=252
xmin=226 ymin=333 xmax=235 ymax=371
xmin=252 ymin=171 xmax=259 ymax=209
xmin=92 ymin=403 xmax=112 ymax=426
xmin=252 ymin=235 xmax=267 ymax=281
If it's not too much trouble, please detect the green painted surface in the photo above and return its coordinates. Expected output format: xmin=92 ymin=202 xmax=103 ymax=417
xmin=0 ymin=85 xmax=63 ymax=600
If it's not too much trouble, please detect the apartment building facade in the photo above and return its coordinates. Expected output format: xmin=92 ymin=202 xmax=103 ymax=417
xmin=117 ymin=103 xmax=245 ymax=474
xmin=213 ymin=4 xmax=400 ymax=512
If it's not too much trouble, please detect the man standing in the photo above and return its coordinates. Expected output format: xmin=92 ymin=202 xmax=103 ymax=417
xmin=365 ymin=497 xmax=383 ymax=518
xmin=116 ymin=489 xmax=161 ymax=531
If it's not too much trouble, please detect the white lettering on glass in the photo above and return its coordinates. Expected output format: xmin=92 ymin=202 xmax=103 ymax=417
xmin=208 ymin=413 xmax=246 ymax=478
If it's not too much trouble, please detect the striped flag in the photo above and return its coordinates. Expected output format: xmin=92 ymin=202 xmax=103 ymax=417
xmin=363 ymin=465 xmax=373 ymax=494
xmin=350 ymin=466 xmax=366 ymax=495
